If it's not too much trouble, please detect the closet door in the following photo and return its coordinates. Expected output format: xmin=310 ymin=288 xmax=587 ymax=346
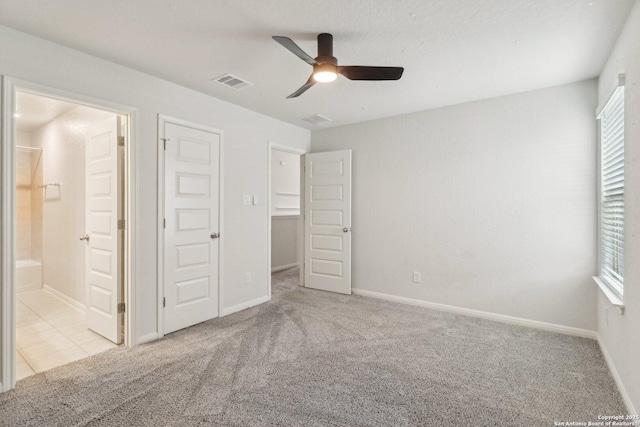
xmin=163 ymin=121 xmax=220 ymax=334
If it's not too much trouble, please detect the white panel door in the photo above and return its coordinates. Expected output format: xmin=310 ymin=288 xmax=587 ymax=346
xmin=164 ymin=122 xmax=220 ymax=334
xmin=85 ymin=116 xmax=123 ymax=344
xmin=304 ymin=150 xmax=352 ymax=294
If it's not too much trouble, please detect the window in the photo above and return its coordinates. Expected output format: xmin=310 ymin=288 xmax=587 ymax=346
xmin=599 ymin=84 xmax=624 ymax=297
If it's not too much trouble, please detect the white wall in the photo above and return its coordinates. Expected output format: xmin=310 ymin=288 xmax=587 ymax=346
xmin=271 ymin=217 xmax=299 ymax=270
xmin=0 ymin=25 xmax=310 ymax=343
xmin=597 ymin=0 xmax=640 ymax=414
xmin=31 ymin=106 xmax=114 ymax=306
xmin=312 ymin=79 xmax=598 ymax=331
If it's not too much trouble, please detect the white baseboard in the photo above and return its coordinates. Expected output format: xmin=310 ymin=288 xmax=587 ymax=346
xmin=16 ymin=284 xmax=42 ymax=293
xmin=352 ymin=288 xmax=597 ymax=340
xmin=43 ymin=284 xmax=85 ymax=313
xmin=598 ymin=336 xmax=637 ymax=415
xmin=137 ymin=332 xmax=159 ymax=345
xmin=221 ymin=295 xmax=271 ymax=317
xmin=271 ymin=262 xmax=300 ymax=273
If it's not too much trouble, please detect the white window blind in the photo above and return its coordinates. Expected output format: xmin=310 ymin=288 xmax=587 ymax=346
xmin=599 ymin=87 xmax=624 ymax=296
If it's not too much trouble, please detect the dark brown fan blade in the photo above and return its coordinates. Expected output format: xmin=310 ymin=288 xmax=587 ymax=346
xmin=287 ymin=75 xmax=316 ymax=98
xmin=272 ymin=36 xmax=318 ymax=66
xmin=338 ymin=66 xmax=404 ymax=80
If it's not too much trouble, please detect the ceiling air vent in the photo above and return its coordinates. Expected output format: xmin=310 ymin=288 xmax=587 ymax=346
xmin=213 ymin=74 xmax=253 ymax=90
xmin=300 ymin=114 xmax=332 ymax=125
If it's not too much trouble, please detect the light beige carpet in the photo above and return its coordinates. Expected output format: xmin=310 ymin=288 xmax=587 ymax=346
xmin=0 ymin=268 xmax=626 ymax=426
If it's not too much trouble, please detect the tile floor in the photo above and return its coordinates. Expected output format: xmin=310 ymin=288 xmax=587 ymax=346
xmin=16 ymin=289 xmax=118 ymax=380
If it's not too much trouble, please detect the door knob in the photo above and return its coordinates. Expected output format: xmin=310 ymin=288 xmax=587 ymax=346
xmin=343 ymin=227 xmax=349 ymax=233
xmin=79 ymin=234 xmax=90 ymax=241
xmin=211 ymin=232 xmax=219 ymax=239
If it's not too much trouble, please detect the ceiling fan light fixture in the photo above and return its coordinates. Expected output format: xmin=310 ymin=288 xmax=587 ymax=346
xmin=313 ymin=63 xmax=337 ymax=83
xmin=313 ymin=71 xmax=337 ymax=83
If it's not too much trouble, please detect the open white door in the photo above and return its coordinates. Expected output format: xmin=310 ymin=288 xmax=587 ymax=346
xmin=163 ymin=122 xmax=220 ymax=335
xmin=304 ymin=150 xmax=352 ymax=294
xmin=85 ymin=116 xmax=123 ymax=344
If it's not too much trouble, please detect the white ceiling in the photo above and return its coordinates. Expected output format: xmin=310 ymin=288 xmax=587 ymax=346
xmin=15 ymin=92 xmax=78 ymax=132
xmin=15 ymin=91 xmax=117 ymax=132
xmin=0 ymin=0 xmax=634 ymax=130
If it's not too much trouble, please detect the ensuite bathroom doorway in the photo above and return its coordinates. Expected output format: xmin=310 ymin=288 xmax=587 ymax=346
xmin=13 ymin=90 xmax=126 ymax=380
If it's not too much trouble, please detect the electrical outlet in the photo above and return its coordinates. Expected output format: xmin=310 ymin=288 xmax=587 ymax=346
xmin=605 ymin=307 xmax=609 ymax=326
xmin=245 ymin=272 xmax=252 ymax=284
xmin=412 ymin=271 xmax=421 ymax=283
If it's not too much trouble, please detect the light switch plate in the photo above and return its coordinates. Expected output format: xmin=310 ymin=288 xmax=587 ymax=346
xmin=252 ymin=195 xmax=258 ymax=205
xmin=242 ymin=195 xmax=251 ymax=205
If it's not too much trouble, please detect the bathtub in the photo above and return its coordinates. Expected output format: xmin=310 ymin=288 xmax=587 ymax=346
xmin=16 ymin=259 xmax=42 ymax=292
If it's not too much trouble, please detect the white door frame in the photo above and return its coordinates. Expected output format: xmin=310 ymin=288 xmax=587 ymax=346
xmin=267 ymin=141 xmax=307 ymax=298
xmin=0 ymin=76 xmax=139 ymax=392
xmin=156 ymin=115 xmax=224 ymax=338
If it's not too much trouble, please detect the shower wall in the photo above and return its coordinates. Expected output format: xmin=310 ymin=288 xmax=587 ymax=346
xmin=31 ymin=144 xmax=44 ymax=263
xmin=30 ymin=106 xmax=113 ymax=307
xmin=31 ymin=107 xmax=86 ymax=306
xmin=16 ymin=133 xmax=32 ymax=261
xmin=15 ymin=131 xmax=43 ymax=262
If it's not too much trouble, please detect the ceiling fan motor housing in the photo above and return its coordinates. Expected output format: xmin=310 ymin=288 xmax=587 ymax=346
xmin=316 ymin=33 xmax=337 ymax=66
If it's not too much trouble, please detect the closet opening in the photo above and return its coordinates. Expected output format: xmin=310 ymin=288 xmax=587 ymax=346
xmin=268 ymin=143 xmax=306 ymax=296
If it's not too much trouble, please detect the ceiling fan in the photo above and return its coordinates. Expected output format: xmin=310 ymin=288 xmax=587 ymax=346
xmin=272 ymin=33 xmax=404 ymax=98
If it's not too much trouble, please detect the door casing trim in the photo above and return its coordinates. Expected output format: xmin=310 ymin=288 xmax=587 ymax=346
xmin=1 ymin=76 xmax=139 ymax=392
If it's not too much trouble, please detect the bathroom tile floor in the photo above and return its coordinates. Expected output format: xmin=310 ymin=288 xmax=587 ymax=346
xmin=16 ymin=289 xmax=119 ymax=380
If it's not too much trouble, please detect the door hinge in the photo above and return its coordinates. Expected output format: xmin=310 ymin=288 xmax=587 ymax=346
xmin=118 ymin=219 xmax=126 ymax=230
xmin=163 ymin=297 xmax=166 ymax=308
xmin=163 ymin=218 xmax=166 ymax=229
xmin=161 ymin=138 xmax=168 ymax=150
xmin=118 ymin=136 xmax=125 ymax=147
xmin=118 ymin=302 xmax=126 ymax=313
